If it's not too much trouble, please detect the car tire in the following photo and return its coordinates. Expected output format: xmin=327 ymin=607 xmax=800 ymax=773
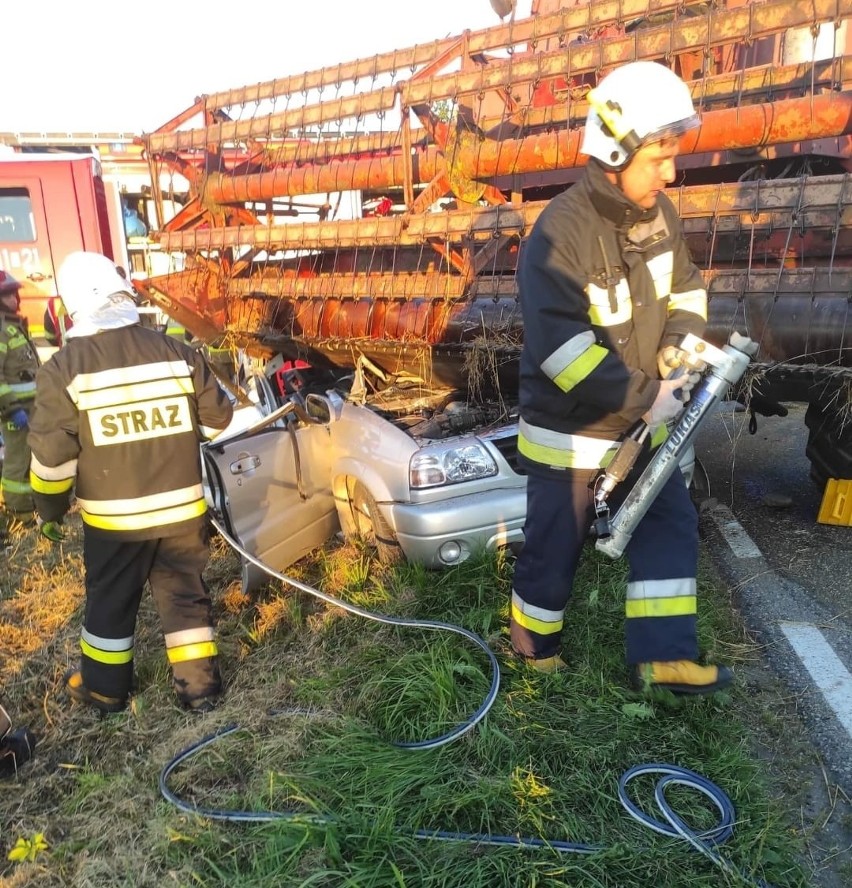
xmin=350 ymin=482 xmax=404 ymax=565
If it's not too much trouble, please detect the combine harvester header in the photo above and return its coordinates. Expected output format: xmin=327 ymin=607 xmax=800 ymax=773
xmin=138 ymin=0 xmax=852 ymax=487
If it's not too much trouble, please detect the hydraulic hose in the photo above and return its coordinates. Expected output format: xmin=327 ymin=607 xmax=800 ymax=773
xmin=160 ymin=726 xmax=771 ymax=886
xmin=207 ymin=515 xmax=501 ymax=749
xmin=158 ymin=516 xmax=773 ymax=887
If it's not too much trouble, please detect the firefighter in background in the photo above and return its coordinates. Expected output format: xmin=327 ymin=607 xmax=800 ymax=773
xmin=511 ymin=61 xmax=732 ymax=694
xmin=27 ymin=251 xmax=234 ymax=714
xmin=0 ymin=270 xmax=37 ymax=531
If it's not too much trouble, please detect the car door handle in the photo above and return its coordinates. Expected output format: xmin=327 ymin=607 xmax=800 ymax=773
xmin=229 ymin=453 xmax=261 ymax=474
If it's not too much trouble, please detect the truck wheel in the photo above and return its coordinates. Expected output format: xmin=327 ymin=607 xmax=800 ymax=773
xmin=805 ymin=401 xmax=852 ymax=488
xmin=350 ymin=483 xmax=404 ymax=565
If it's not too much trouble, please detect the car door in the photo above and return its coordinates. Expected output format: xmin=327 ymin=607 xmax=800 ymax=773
xmin=202 ymin=405 xmax=339 ymax=593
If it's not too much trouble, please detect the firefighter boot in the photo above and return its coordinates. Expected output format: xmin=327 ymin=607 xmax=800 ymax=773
xmin=633 ymin=660 xmax=733 ymax=695
xmin=64 ymin=670 xmax=127 ymax=714
xmin=523 ymin=654 xmax=569 ymax=674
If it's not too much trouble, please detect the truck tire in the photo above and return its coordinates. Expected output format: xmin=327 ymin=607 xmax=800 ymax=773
xmin=350 ymin=482 xmax=404 ymax=565
xmin=805 ymin=401 xmax=852 ymax=488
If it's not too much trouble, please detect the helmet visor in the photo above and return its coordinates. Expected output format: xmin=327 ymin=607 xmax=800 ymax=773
xmin=643 ymin=112 xmax=700 ymax=147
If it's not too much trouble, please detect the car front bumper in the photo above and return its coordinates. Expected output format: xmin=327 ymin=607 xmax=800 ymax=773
xmin=388 ymin=485 xmax=527 ymax=567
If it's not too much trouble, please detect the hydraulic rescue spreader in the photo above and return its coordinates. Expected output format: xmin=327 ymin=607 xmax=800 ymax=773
xmin=593 ymin=332 xmax=758 ymax=560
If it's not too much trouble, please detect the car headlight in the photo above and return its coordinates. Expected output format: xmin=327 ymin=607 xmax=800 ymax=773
xmin=409 ymin=441 xmax=497 ymax=489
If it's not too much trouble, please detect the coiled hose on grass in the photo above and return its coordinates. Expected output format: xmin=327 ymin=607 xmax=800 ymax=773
xmin=160 ymin=517 xmax=772 ymax=887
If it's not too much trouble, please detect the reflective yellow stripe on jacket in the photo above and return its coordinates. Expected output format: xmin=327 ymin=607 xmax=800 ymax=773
xmin=540 ymin=331 xmax=608 ymax=393
xmin=518 ymin=418 xmax=619 ymax=470
xmin=76 ymin=483 xmax=207 ymax=532
xmin=30 ymin=455 xmax=77 ymax=495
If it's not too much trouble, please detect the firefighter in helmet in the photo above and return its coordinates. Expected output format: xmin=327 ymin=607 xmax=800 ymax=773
xmin=28 ymin=251 xmax=234 ymax=714
xmin=511 ymin=61 xmax=733 ymax=694
xmin=0 ymin=270 xmax=38 ymax=533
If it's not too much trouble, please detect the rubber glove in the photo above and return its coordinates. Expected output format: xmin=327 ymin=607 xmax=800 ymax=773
xmin=36 ymin=516 xmax=65 ymax=543
xmin=5 ymin=408 xmax=28 ymax=431
xmin=643 ymin=378 xmax=686 ymax=429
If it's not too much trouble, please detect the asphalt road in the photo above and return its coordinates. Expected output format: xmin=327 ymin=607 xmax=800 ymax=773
xmin=694 ymin=401 xmax=852 ymax=799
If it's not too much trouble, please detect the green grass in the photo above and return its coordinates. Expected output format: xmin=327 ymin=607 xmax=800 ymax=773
xmin=156 ymin=546 xmax=810 ymax=888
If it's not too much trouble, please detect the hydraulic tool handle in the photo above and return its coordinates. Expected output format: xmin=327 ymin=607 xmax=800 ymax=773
xmin=594 ymin=420 xmax=650 ymax=508
xmin=595 ymin=335 xmax=756 ymax=560
xmin=593 ymin=364 xmax=687 ymax=512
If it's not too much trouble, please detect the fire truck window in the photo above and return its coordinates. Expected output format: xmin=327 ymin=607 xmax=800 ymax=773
xmin=0 ymin=189 xmax=36 ymax=243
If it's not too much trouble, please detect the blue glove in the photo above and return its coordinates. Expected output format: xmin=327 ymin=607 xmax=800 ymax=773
xmin=6 ymin=408 xmax=28 ymax=431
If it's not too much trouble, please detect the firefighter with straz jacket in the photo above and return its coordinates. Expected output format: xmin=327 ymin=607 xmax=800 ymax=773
xmin=0 ymin=270 xmax=38 ymax=535
xmin=511 ymin=61 xmax=732 ymax=694
xmin=28 ymin=251 xmax=234 ymax=714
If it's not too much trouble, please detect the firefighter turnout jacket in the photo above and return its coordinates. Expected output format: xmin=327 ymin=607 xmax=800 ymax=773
xmin=511 ymin=160 xmax=707 ymax=666
xmin=27 ymin=324 xmax=233 ymax=537
xmin=27 ymin=323 xmax=234 ymax=707
xmin=516 ymin=160 xmax=707 ymax=473
xmin=0 ymin=309 xmax=38 ymax=513
xmin=0 ymin=310 xmax=37 ymax=417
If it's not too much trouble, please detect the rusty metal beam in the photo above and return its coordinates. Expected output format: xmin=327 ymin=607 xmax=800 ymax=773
xmin=145 ymin=0 xmax=850 ymax=154
xmin=190 ymin=92 xmax=852 ymax=206
xmin=147 ymin=266 xmax=852 ymax=373
xmin=153 ymin=261 xmax=852 ymax=311
xmin=679 ymin=175 xmax=852 ymax=262
xmin=672 ymin=175 xmax=852 ymax=217
xmin=197 ymin=0 xmax=702 ymax=111
xmin=152 ymin=57 xmax=852 ymax=173
xmin=162 ymin=175 xmax=852 ymax=254
xmin=706 ymin=268 xmax=852 ymax=364
xmin=483 ymin=57 xmax=852 ymax=134
xmin=398 ymin=0 xmax=850 ymax=113
xmin=225 ymin=272 xmax=467 ymax=301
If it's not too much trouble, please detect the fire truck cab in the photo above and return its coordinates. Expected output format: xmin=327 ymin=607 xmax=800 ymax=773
xmin=0 ymin=152 xmax=116 ymax=346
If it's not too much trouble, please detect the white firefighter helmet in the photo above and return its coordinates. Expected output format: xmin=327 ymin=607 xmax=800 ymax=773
xmin=56 ymin=251 xmax=139 ymax=339
xmin=581 ymin=61 xmax=699 ymax=170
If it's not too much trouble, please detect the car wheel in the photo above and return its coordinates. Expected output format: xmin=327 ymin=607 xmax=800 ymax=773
xmin=350 ymin=482 xmax=404 ymax=565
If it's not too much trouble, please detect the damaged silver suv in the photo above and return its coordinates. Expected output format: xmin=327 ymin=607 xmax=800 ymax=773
xmin=202 ymin=360 xmax=695 ymax=592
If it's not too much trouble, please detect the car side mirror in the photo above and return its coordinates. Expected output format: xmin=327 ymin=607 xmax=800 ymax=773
xmin=305 ymin=391 xmax=342 ymax=424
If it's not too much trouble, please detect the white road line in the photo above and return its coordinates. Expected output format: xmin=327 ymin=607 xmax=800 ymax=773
xmin=709 ymin=504 xmax=762 ymax=559
xmin=780 ymin=622 xmax=852 ymax=738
